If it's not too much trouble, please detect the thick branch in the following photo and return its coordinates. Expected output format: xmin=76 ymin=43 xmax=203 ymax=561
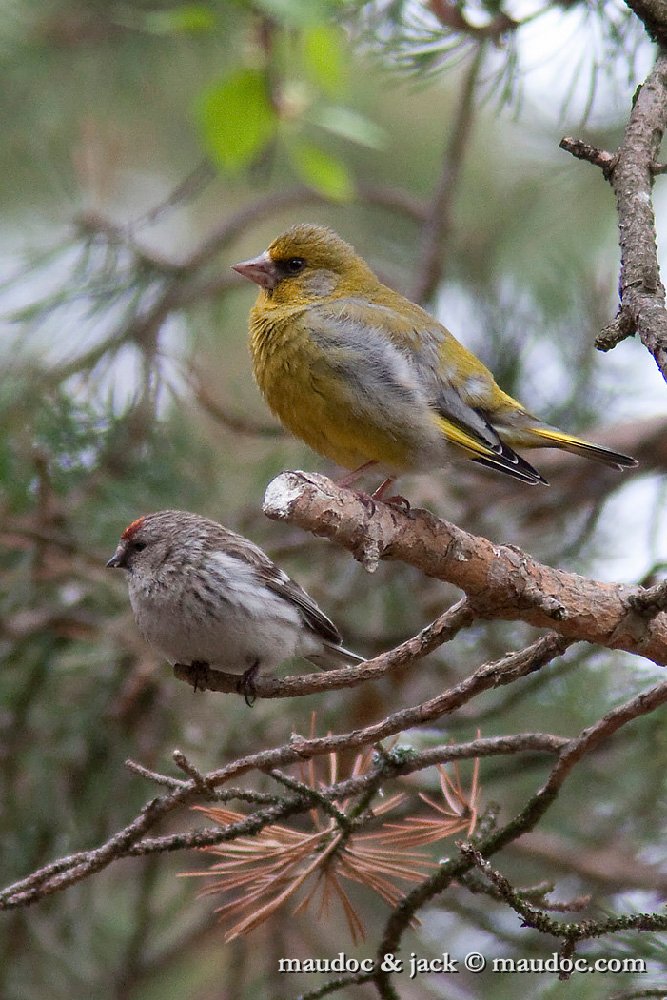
xmin=263 ymin=472 xmax=667 ymax=663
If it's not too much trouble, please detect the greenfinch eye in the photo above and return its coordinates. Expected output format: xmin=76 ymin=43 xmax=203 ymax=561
xmin=285 ymin=257 xmax=305 ymax=274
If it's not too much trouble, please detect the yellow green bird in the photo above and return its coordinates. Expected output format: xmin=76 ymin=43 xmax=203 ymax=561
xmin=233 ymin=224 xmax=637 ymax=495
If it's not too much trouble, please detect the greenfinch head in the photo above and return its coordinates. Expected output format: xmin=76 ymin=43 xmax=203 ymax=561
xmin=233 ymin=224 xmax=377 ymax=308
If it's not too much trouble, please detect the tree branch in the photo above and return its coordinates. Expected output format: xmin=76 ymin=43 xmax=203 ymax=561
xmin=375 ymin=678 xmax=667 ymax=990
xmin=460 ymin=845 xmax=667 ymax=945
xmin=0 ymin=732 xmax=565 ymax=910
xmin=173 ymin=598 xmax=475 ymax=695
xmin=561 ymin=49 xmax=667 ymax=379
xmin=263 ymin=472 xmax=667 ymax=663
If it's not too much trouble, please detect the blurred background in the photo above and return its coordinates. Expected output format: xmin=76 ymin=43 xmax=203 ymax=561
xmin=1 ymin=1 xmax=666 ymax=997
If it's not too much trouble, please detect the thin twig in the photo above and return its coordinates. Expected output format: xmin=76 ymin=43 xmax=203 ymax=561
xmin=412 ymin=43 xmax=485 ymax=303
xmin=461 ymin=844 xmax=667 ymax=938
xmin=173 ymin=598 xmax=475 ymax=695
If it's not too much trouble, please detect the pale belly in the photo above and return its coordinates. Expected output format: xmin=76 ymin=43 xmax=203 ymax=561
xmin=128 ymin=580 xmax=305 ymax=674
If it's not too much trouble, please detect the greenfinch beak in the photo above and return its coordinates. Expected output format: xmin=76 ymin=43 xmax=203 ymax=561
xmin=232 ymin=252 xmax=280 ymax=291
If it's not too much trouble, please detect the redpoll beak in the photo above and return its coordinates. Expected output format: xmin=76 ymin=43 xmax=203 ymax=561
xmin=106 ymin=545 xmax=126 ymax=569
xmin=232 ymin=252 xmax=280 ymax=291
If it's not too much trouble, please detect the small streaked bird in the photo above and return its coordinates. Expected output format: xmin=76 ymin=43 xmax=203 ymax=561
xmin=233 ymin=224 xmax=637 ymax=496
xmin=107 ymin=510 xmax=361 ymax=701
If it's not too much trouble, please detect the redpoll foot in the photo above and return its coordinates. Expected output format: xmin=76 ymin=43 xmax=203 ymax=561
xmin=237 ymin=660 xmax=261 ymax=707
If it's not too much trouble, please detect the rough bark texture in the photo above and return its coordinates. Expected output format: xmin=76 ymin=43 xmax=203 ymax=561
xmin=263 ymin=472 xmax=667 ymax=664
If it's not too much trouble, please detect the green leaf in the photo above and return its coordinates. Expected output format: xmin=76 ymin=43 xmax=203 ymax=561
xmin=197 ymin=69 xmax=277 ymax=171
xmin=315 ymin=106 xmax=386 ymax=149
xmin=302 ymin=25 xmax=346 ymax=94
xmin=290 ymin=142 xmax=354 ymax=200
xmin=142 ymin=6 xmax=216 ymax=34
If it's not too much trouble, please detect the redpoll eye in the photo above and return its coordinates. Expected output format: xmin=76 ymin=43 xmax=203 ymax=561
xmin=133 ymin=541 xmax=147 ymax=552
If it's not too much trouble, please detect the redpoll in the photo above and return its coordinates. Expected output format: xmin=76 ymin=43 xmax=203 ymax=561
xmin=107 ymin=510 xmax=362 ymax=701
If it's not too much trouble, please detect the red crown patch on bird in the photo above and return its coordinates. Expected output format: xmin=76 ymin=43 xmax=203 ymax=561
xmin=121 ymin=516 xmax=146 ymax=541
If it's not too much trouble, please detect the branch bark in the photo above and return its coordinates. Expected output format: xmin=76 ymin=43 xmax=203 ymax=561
xmin=263 ymin=472 xmax=667 ymax=663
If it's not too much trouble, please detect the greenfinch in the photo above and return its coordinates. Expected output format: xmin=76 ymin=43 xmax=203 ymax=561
xmin=233 ymin=224 xmax=637 ymax=493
